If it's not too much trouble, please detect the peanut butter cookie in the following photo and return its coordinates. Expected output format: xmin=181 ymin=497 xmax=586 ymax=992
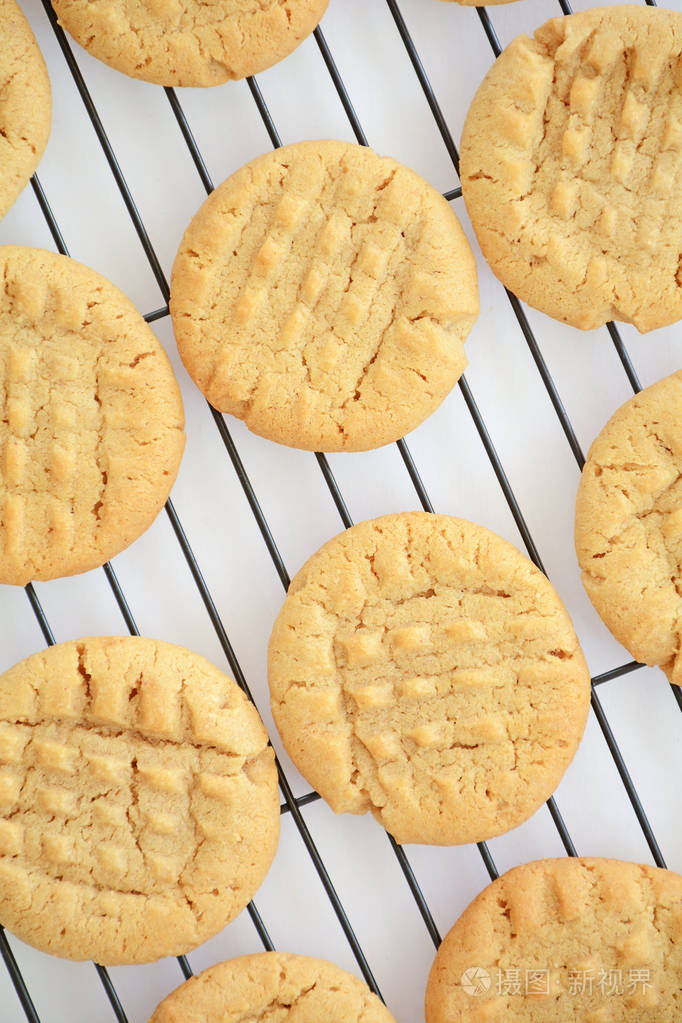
xmin=268 ymin=512 xmax=590 ymax=845
xmin=575 ymin=370 xmax=682 ymax=685
xmin=150 ymin=952 xmax=396 ymax=1022
xmin=426 ymin=857 xmax=682 ymax=1022
xmin=0 ymin=636 xmax=280 ymax=963
xmin=51 ymin=0 xmax=329 ymax=87
xmin=461 ymin=6 xmax=682 ymax=331
xmin=1 ymin=0 xmax=51 ymax=220
xmin=171 ymin=140 xmax=479 ymax=452
xmin=0 ymin=245 xmax=185 ymax=585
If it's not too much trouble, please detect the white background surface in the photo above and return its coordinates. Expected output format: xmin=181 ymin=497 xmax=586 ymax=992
xmin=1 ymin=0 xmax=682 ymax=1020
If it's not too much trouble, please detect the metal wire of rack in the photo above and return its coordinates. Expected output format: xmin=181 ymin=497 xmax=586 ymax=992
xmin=1 ymin=0 xmax=681 ymax=1020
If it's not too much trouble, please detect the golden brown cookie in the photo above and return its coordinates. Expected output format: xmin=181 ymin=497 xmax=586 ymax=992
xmin=460 ymin=6 xmax=682 ymax=332
xmin=268 ymin=512 xmax=590 ymax=845
xmin=51 ymin=0 xmax=329 ymax=87
xmin=575 ymin=371 xmax=682 ymax=685
xmin=0 ymin=636 xmax=280 ymax=964
xmin=170 ymin=140 xmax=479 ymax=452
xmin=149 ymin=951 xmax=397 ymax=1022
xmin=425 ymin=857 xmax=682 ymax=1022
xmin=1 ymin=0 xmax=51 ymax=220
xmin=0 ymin=245 xmax=185 ymax=586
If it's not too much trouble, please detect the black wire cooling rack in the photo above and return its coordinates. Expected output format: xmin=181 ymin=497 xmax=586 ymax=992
xmin=2 ymin=0 xmax=682 ymax=1019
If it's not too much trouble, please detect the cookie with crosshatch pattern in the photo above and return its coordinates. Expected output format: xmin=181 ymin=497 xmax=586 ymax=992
xmin=575 ymin=370 xmax=682 ymax=686
xmin=425 ymin=857 xmax=682 ymax=1022
xmin=149 ymin=952 xmax=397 ymax=1022
xmin=50 ymin=0 xmax=329 ymax=87
xmin=0 ymin=245 xmax=185 ymax=586
xmin=460 ymin=6 xmax=682 ymax=331
xmin=268 ymin=512 xmax=590 ymax=845
xmin=0 ymin=636 xmax=280 ymax=964
xmin=1 ymin=0 xmax=51 ymax=221
xmin=170 ymin=140 xmax=479 ymax=452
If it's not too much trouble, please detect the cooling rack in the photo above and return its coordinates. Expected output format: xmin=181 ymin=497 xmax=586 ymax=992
xmin=2 ymin=0 xmax=682 ymax=1019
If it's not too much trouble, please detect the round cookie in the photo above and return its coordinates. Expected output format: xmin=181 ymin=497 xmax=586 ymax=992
xmin=170 ymin=140 xmax=479 ymax=452
xmin=150 ymin=952 xmax=396 ymax=1022
xmin=268 ymin=512 xmax=590 ymax=845
xmin=51 ymin=0 xmax=329 ymax=87
xmin=1 ymin=0 xmax=51 ymax=220
xmin=425 ymin=857 xmax=682 ymax=1022
xmin=0 ymin=245 xmax=185 ymax=585
xmin=575 ymin=371 xmax=682 ymax=685
xmin=0 ymin=636 xmax=280 ymax=964
xmin=460 ymin=6 xmax=682 ymax=332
